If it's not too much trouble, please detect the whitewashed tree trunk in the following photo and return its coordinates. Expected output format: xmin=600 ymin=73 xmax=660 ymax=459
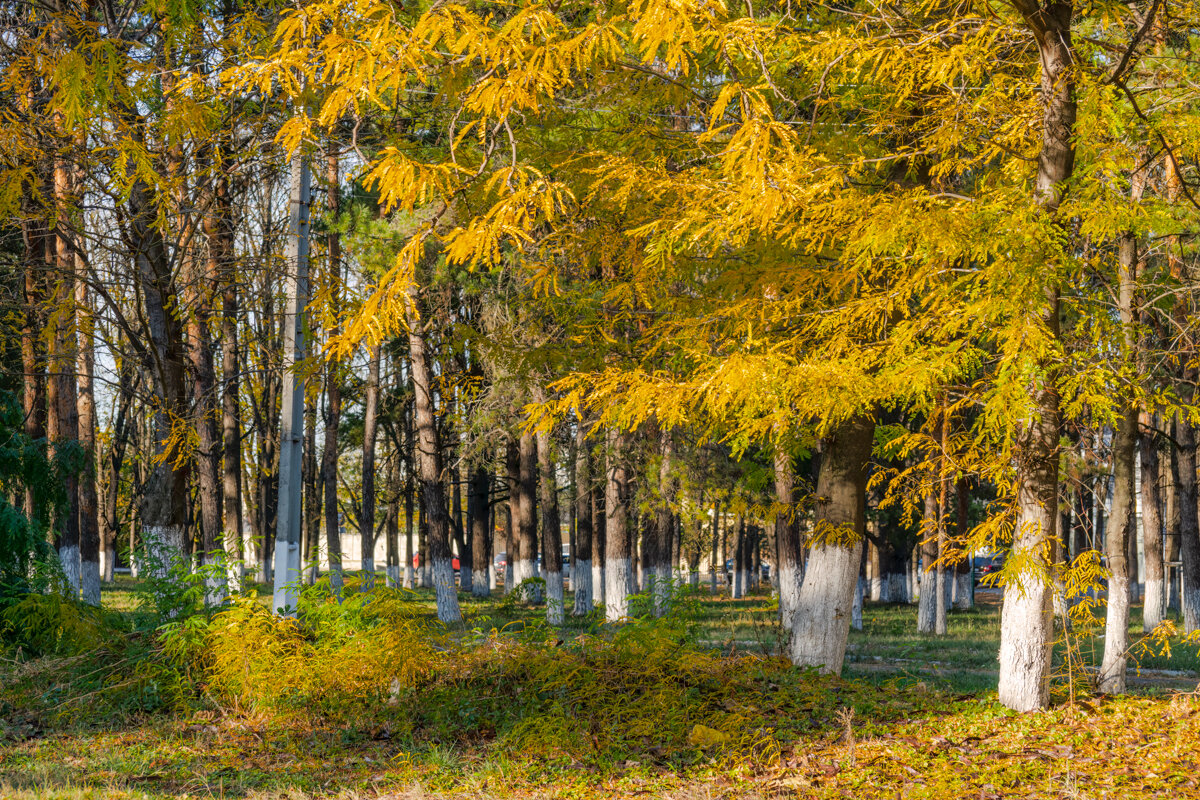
xmin=604 ymin=428 xmax=631 ymax=621
xmin=789 ymin=416 xmax=874 ymax=673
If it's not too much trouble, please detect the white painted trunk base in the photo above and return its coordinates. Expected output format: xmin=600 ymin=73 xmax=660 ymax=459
xmin=852 ymin=578 xmax=864 ymax=631
xmin=884 ymin=573 xmax=907 ymax=604
xmin=1143 ymin=578 xmax=1165 ymax=631
xmin=573 ymin=559 xmax=593 ymax=615
xmin=404 ymin=565 xmax=415 ymax=589
xmin=917 ymin=569 xmax=936 ymax=633
xmin=997 ymin=564 xmax=1053 ymax=712
xmin=59 ymin=544 xmax=80 ymax=599
xmin=386 ymin=565 xmax=401 ymax=588
xmin=512 ymin=558 xmax=536 ymax=600
xmin=144 ymin=525 xmax=187 ymax=579
xmin=473 ymin=567 xmax=491 ymax=597
xmin=1100 ymin=575 xmax=1130 ymax=693
xmin=1185 ymin=586 xmax=1200 ymax=634
xmin=593 ymin=563 xmax=605 ymax=604
xmin=789 ymin=541 xmax=862 ymax=674
xmin=80 ymin=560 xmax=101 ymax=607
xmin=869 ymin=575 xmax=883 ymax=603
xmin=361 ymin=557 xmax=375 ymax=591
xmin=778 ymin=562 xmax=804 ymax=630
xmin=432 ymin=557 xmax=461 ymax=623
xmin=545 ymin=569 xmax=564 ymax=625
xmin=605 ymin=557 xmax=631 ymax=621
xmin=953 ymin=573 xmax=972 ymax=610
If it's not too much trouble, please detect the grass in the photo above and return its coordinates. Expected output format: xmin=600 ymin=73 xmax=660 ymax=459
xmin=3 ymin=576 xmax=1200 ymax=799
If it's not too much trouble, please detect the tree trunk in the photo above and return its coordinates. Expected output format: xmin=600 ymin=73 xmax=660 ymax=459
xmin=217 ymin=175 xmax=243 ymax=588
xmin=76 ymin=254 xmax=101 ymax=605
xmin=1141 ymin=415 xmax=1165 ymax=630
xmin=469 ymin=464 xmax=491 ymax=597
xmin=572 ymin=421 xmax=593 ymax=614
xmin=997 ymin=0 xmax=1074 ymax=712
xmin=594 ymin=474 xmax=606 ymax=605
xmin=1100 ymin=222 xmax=1141 ymax=693
xmin=187 ymin=231 xmax=224 ymax=601
xmin=775 ymin=444 xmax=803 ymax=628
xmin=408 ymin=316 xmax=460 ymax=622
xmin=537 ymin=427 xmax=564 ymax=624
xmin=129 ymin=178 xmax=190 ymax=578
xmin=514 ymin=431 xmax=539 ymax=596
xmin=50 ymin=160 xmax=80 ymax=595
xmin=653 ymin=426 xmax=676 ymax=616
xmin=322 ymin=145 xmax=345 ymax=596
xmin=917 ymin=493 xmax=938 ymax=634
xmin=789 ymin=415 xmax=874 ymax=673
xmin=1172 ymin=416 xmax=1200 ymax=632
xmin=360 ymin=343 xmax=380 ymax=590
xmin=302 ymin=387 xmax=321 ymax=586
xmin=604 ymin=427 xmax=632 ymax=620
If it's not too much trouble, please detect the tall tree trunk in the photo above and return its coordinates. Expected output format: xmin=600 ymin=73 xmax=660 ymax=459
xmin=322 ymin=145 xmax=345 ymax=597
xmin=1172 ymin=415 xmax=1200 ymax=632
xmin=953 ymin=478 xmax=973 ymax=609
xmin=652 ymin=426 xmax=676 ymax=616
xmin=302 ymin=387 xmax=320 ymax=586
xmin=408 ymin=315 xmax=461 ymax=622
xmin=404 ymin=439 xmax=415 ymax=589
xmin=216 ymin=176 xmax=243 ymax=588
xmin=20 ymin=197 xmax=48 ymax=525
xmin=775 ymin=443 xmax=803 ymax=628
xmin=469 ymin=464 xmax=491 ymax=597
xmin=789 ymin=415 xmax=874 ymax=673
xmin=76 ymin=250 xmax=100 ymax=605
xmin=451 ymin=462 xmax=469 ymax=592
xmin=102 ymin=359 xmax=134 ymax=581
xmin=514 ymin=431 xmax=539 ymax=596
xmin=997 ymin=0 xmax=1074 ymax=712
xmin=572 ymin=421 xmax=593 ymax=614
xmin=604 ymin=428 xmax=632 ymax=620
xmin=1100 ymin=218 xmax=1142 ymax=693
xmin=1141 ymin=415 xmax=1165 ymax=631
xmin=538 ymin=427 xmax=564 ymax=623
xmin=505 ymin=440 xmax=519 ymax=591
xmin=360 ymin=343 xmax=380 ymax=590
xmin=50 ymin=160 xmax=80 ymax=594
xmin=918 ymin=492 xmax=938 ymax=633
xmin=189 ymin=245 xmax=224 ymax=601
xmin=593 ymin=473 xmax=606 ymax=605
xmin=129 ymin=178 xmax=190 ymax=577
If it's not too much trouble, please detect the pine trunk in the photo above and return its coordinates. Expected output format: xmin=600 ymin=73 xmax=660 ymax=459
xmin=1141 ymin=415 xmax=1165 ymax=630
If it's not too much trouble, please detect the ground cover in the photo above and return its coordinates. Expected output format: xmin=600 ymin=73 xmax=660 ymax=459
xmin=2 ymin=579 xmax=1200 ymax=799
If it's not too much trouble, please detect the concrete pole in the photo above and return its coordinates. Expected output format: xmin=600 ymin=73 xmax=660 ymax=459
xmin=273 ymin=155 xmax=311 ymax=615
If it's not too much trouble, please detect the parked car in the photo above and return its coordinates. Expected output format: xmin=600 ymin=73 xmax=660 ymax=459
xmin=976 ymin=556 xmax=1004 ymax=581
xmin=494 ymin=552 xmax=508 ymax=571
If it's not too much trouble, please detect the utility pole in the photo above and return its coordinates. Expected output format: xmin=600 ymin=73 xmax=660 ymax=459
xmin=273 ymin=154 xmax=311 ymax=615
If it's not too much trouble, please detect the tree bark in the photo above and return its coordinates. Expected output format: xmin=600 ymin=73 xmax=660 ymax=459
xmin=217 ymin=175 xmax=243 ymax=588
xmin=653 ymin=426 xmax=676 ymax=616
xmin=407 ymin=315 xmax=461 ymax=622
xmin=469 ymin=464 xmax=491 ymax=597
xmin=129 ymin=177 xmax=190 ymax=577
xmin=789 ymin=415 xmax=875 ymax=673
xmin=76 ymin=252 xmax=100 ymax=606
xmin=1141 ymin=415 xmax=1165 ymax=630
xmin=1100 ymin=223 xmax=1140 ymax=693
xmin=322 ymin=145 xmax=345 ymax=596
xmin=514 ymin=430 xmax=539 ymax=596
xmin=1172 ymin=416 xmax=1200 ymax=632
xmin=360 ymin=343 xmax=380 ymax=590
xmin=997 ymin=0 xmax=1074 ymax=712
xmin=604 ymin=427 xmax=632 ymax=620
xmin=572 ymin=421 xmax=593 ymax=614
xmin=538 ymin=427 xmax=564 ymax=623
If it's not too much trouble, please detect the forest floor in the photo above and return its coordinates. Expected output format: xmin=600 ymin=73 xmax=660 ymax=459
xmin=3 ymin=579 xmax=1200 ymax=799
